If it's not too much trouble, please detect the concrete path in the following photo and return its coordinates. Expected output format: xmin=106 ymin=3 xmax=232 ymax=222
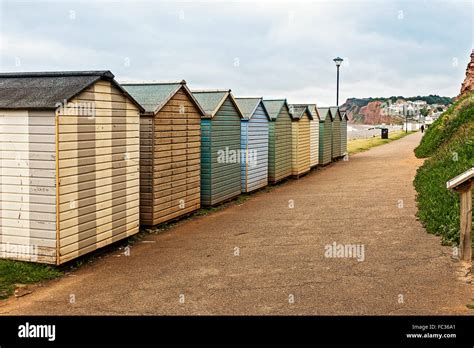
xmin=1 ymin=132 xmax=471 ymax=315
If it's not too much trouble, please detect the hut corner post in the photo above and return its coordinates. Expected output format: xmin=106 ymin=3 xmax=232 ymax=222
xmin=55 ymin=110 xmax=61 ymax=265
xmin=458 ymin=181 xmax=473 ymax=262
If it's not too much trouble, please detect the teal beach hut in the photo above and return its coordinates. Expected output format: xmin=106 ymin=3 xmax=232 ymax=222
xmin=192 ymin=90 xmax=243 ymax=206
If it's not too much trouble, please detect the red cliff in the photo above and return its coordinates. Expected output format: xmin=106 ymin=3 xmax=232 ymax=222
xmin=458 ymin=50 xmax=474 ymax=98
xmin=359 ymin=101 xmax=392 ymax=124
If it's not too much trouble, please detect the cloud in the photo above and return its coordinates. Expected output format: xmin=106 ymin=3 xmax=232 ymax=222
xmin=0 ymin=0 xmax=472 ymax=104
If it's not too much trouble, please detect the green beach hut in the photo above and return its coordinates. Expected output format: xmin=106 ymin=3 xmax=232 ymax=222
xmin=262 ymin=99 xmax=293 ymax=183
xmin=317 ymin=107 xmax=333 ymax=165
xmin=330 ymin=107 xmax=342 ymax=159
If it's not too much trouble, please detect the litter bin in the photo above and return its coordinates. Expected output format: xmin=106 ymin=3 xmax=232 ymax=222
xmin=381 ymin=128 xmax=389 ymax=139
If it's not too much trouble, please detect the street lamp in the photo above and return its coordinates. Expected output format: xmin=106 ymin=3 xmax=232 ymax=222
xmin=333 ymin=57 xmax=343 ymax=106
xmin=404 ymin=104 xmax=408 ymax=133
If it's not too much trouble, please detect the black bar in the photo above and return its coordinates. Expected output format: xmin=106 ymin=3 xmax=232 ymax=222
xmin=0 ymin=316 xmax=472 ymax=346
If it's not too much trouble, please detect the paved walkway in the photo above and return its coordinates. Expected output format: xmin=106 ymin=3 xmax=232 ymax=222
xmin=1 ymin=132 xmax=471 ymax=315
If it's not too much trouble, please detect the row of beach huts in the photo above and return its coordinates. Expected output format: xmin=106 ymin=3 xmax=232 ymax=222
xmin=0 ymin=71 xmax=348 ymax=265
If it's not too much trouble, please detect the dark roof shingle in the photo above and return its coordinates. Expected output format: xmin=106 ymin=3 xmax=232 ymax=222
xmin=0 ymin=71 xmax=143 ymax=111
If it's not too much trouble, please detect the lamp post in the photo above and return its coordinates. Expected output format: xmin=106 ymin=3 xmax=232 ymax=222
xmin=333 ymin=57 xmax=343 ymax=106
xmin=404 ymin=104 xmax=408 ymax=133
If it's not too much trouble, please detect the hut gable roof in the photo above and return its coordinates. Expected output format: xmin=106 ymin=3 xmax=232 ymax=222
xmin=289 ymin=104 xmax=315 ymax=120
xmin=235 ymin=97 xmax=270 ymax=120
xmin=329 ymin=106 xmax=342 ymax=120
xmin=192 ymin=89 xmax=244 ymax=118
xmin=288 ymin=104 xmax=312 ymax=120
xmin=262 ymin=99 xmax=290 ymax=121
xmin=121 ymin=80 xmax=205 ymax=115
xmin=341 ymin=111 xmax=349 ymax=120
xmin=0 ymin=70 xmax=144 ymax=111
xmin=317 ymin=107 xmax=334 ymax=122
xmin=306 ymin=104 xmax=321 ymax=120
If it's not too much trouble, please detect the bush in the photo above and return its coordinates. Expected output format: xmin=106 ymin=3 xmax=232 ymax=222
xmin=415 ymin=93 xmax=474 ymax=158
xmin=413 ymin=92 xmax=474 ymax=245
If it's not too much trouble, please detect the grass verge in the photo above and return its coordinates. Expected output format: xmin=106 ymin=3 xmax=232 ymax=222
xmin=348 ymin=130 xmax=415 ymax=155
xmin=0 ymin=260 xmax=62 ymax=299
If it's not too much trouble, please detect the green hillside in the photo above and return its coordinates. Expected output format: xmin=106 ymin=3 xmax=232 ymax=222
xmin=413 ymin=92 xmax=474 ymax=245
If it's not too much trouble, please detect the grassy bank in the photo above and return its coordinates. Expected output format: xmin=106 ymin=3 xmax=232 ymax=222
xmin=413 ymin=92 xmax=474 ymax=245
xmin=348 ymin=130 xmax=413 ymax=155
xmin=0 ymin=260 xmax=62 ymax=299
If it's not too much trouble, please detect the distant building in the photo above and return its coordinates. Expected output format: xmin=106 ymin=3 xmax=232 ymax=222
xmin=413 ymin=100 xmax=427 ymax=106
xmin=425 ymin=116 xmax=435 ymax=125
xmin=403 ymin=121 xmax=422 ymax=131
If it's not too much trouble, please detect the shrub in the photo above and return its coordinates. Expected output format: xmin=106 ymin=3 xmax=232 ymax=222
xmin=413 ymin=92 xmax=474 ymax=245
xmin=415 ymin=93 xmax=474 ymax=158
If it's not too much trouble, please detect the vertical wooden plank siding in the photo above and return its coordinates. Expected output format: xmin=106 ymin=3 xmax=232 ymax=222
xmin=241 ymin=104 xmax=269 ymax=192
xmin=201 ymin=97 xmax=241 ymax=206
xmin=268 ymin=122 xmax=276 ymax=182
xmin=240 ymin=120 xmax=249 ymax=191
xmin=319 ymin=117 xmax=332 ymax=165
xmin=332 ymin=112 xmax=342 ymax=159
xmin=139 ymin=115 xmax=154 ymax=225
xmin=268 ymin=107 xmax=292 ymax=183
xmin=210 ymin=97 xmax=241 ymax=205
xmin=309 ymin=118 xmax=319 ymax=167
xmin=291 ymin=120 xmax=298 ymax=175
xmin=57 ymin=80 xmax=141 ymax=264
xmin=291 ymin=112 xmax=311 ymax=176
xmin=150 ymin=88 xmax=201 ymax=225
xmin=0 ymin=109 xmax=57 ymax=263
xmin=200 ymin=118 xmax=212 ymax=205
xmin=459 ymin=183 xmax=473 ymax=261
xmin=340 ymin=116 xmax=348 ymax=156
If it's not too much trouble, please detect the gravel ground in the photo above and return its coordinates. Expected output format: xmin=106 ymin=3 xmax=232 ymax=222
xmin=0 ymin=132 xmax=471 ymax=315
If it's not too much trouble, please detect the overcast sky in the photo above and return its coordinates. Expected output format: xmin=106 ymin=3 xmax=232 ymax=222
xmin=0 ymin=0 xmax=472 ymax=105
